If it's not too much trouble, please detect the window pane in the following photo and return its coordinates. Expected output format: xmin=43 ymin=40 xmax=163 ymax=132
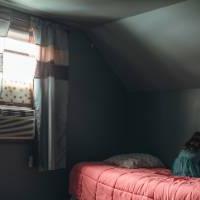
xmin=4 ymin=37 xmax=38 ymax=56
xmin=8 ymin=28 xmax=29 ymax=41
xmin=0 ymin=53 xmax=3 ymax=71
xmin=3 ymin=51 xmax=36 ymax=83
xmin=0 ymin=34 xmax=37 ymax=107
xmin=0 ymin=52 xmax=36 ymax=106
xmin=0 ymin=37 xmax=5 ymax=53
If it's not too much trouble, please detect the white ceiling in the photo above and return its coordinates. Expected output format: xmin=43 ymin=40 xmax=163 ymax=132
xmin=0 ymin=0 xmax=185 ymax=26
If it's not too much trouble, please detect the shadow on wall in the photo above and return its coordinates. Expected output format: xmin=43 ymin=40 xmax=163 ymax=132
xmin=67 ymin=31 xmax=128 ymax=173
xmin=128 ymin=89 xmax=200 ymax=167
xmin=0 ymin=143 xmax=67 ymax=200
xmin=90 ymin=24 xmax=200 ymax=91
xmin=89 ymin=0 xmax=200 ymax=91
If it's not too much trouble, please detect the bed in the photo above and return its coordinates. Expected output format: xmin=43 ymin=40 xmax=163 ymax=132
xmin=69 ymin=162 xmax=200 ymax=200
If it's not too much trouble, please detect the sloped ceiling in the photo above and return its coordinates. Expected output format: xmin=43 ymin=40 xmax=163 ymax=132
xmin=90 ymin=0 xmax=200 ymax=91
xmin=0 ymin=0 xmax=184 ymax=26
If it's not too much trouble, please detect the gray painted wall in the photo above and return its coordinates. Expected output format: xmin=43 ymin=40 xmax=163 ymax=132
xmin=90 ymin=0 xmax=200 ymax=90
xmin=68 ymin=31 xmax=127 ymax=170
xmin=0 ymin=30 xmax=127 ymax=200
xmin=128 ymin=89 xmax=200 ymax=167
xmin=0 ymin=143 xmax=67 ymax=200
xmin=89 ymin=0 xmax=200 ymax=168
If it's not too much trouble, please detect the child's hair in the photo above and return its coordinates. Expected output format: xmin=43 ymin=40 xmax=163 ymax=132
xmin=184 ymin=132 xmax=200 ymax=151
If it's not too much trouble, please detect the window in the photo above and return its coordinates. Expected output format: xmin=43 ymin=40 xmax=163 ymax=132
xmin=0 ymin=29 xmax=37 ymax=107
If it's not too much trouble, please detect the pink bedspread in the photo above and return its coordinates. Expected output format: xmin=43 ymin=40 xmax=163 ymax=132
xmin=69 ymin=162 xmax=200 ymax=200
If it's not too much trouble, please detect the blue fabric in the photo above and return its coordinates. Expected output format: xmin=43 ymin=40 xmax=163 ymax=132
xmin=172 ymin=149 xmax=200 ymax=177
xmin=31 ymin=17 xmax=69 ymax=50
xmin=31 ymin=17 xmax=69 ymax=67
xmin=31 ymin=17 xmax=69 ymax=171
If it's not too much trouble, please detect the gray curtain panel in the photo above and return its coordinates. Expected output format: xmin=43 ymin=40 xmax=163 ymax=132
xmin=31 ymin=17 xmax=69 ymax=171
xmin=34 ymin=77 xmax=69 ymax=170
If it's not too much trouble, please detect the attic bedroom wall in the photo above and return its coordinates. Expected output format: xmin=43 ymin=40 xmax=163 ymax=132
xmin=67 ymin=31 xmax=127 ymax=171
xmin=128 ymin=89 xmax=200 ymax=167
xmin=90 ymin=0 xmax=200 ymax=90
xmin=0 ymin=30 xmax=127 ymax=200
xmin=88 ymin=0 xmax=200 ymax=166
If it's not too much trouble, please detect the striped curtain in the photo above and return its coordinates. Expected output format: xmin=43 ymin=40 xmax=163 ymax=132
xmin=0 ymin=106 xmax=35 ymax=139
xmin=31 ymin=17 xmax=69 ymax=171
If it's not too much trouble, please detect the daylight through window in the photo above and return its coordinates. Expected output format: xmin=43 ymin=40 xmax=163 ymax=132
xmin=0 ymin=30 xmax=37 ymax=107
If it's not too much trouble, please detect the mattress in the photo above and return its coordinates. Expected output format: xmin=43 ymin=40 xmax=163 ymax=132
xmin=69 ymin=162 xmax=200 ymax=200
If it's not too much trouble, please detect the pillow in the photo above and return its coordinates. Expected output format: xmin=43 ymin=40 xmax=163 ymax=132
xmin=104 ymin=153 xmax=165 ymax=169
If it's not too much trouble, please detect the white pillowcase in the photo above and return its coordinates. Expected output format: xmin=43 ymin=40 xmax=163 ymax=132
xmin=104 ymin=153 xmax=165 ymax=169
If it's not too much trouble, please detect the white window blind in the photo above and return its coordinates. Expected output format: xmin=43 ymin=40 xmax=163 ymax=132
xmin=0 ymin=29 xmax=37 ymax=107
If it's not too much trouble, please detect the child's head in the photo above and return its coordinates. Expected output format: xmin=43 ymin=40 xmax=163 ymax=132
xmin=184 ymin=132 xmax=200 ymax=151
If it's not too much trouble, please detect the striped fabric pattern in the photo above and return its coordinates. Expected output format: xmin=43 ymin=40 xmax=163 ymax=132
xmin=0 ymin=106 xmax=35 ymax=139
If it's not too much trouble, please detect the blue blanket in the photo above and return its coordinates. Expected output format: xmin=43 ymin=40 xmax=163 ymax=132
xmin=173 ymin=149 xmax=200 ymax=177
